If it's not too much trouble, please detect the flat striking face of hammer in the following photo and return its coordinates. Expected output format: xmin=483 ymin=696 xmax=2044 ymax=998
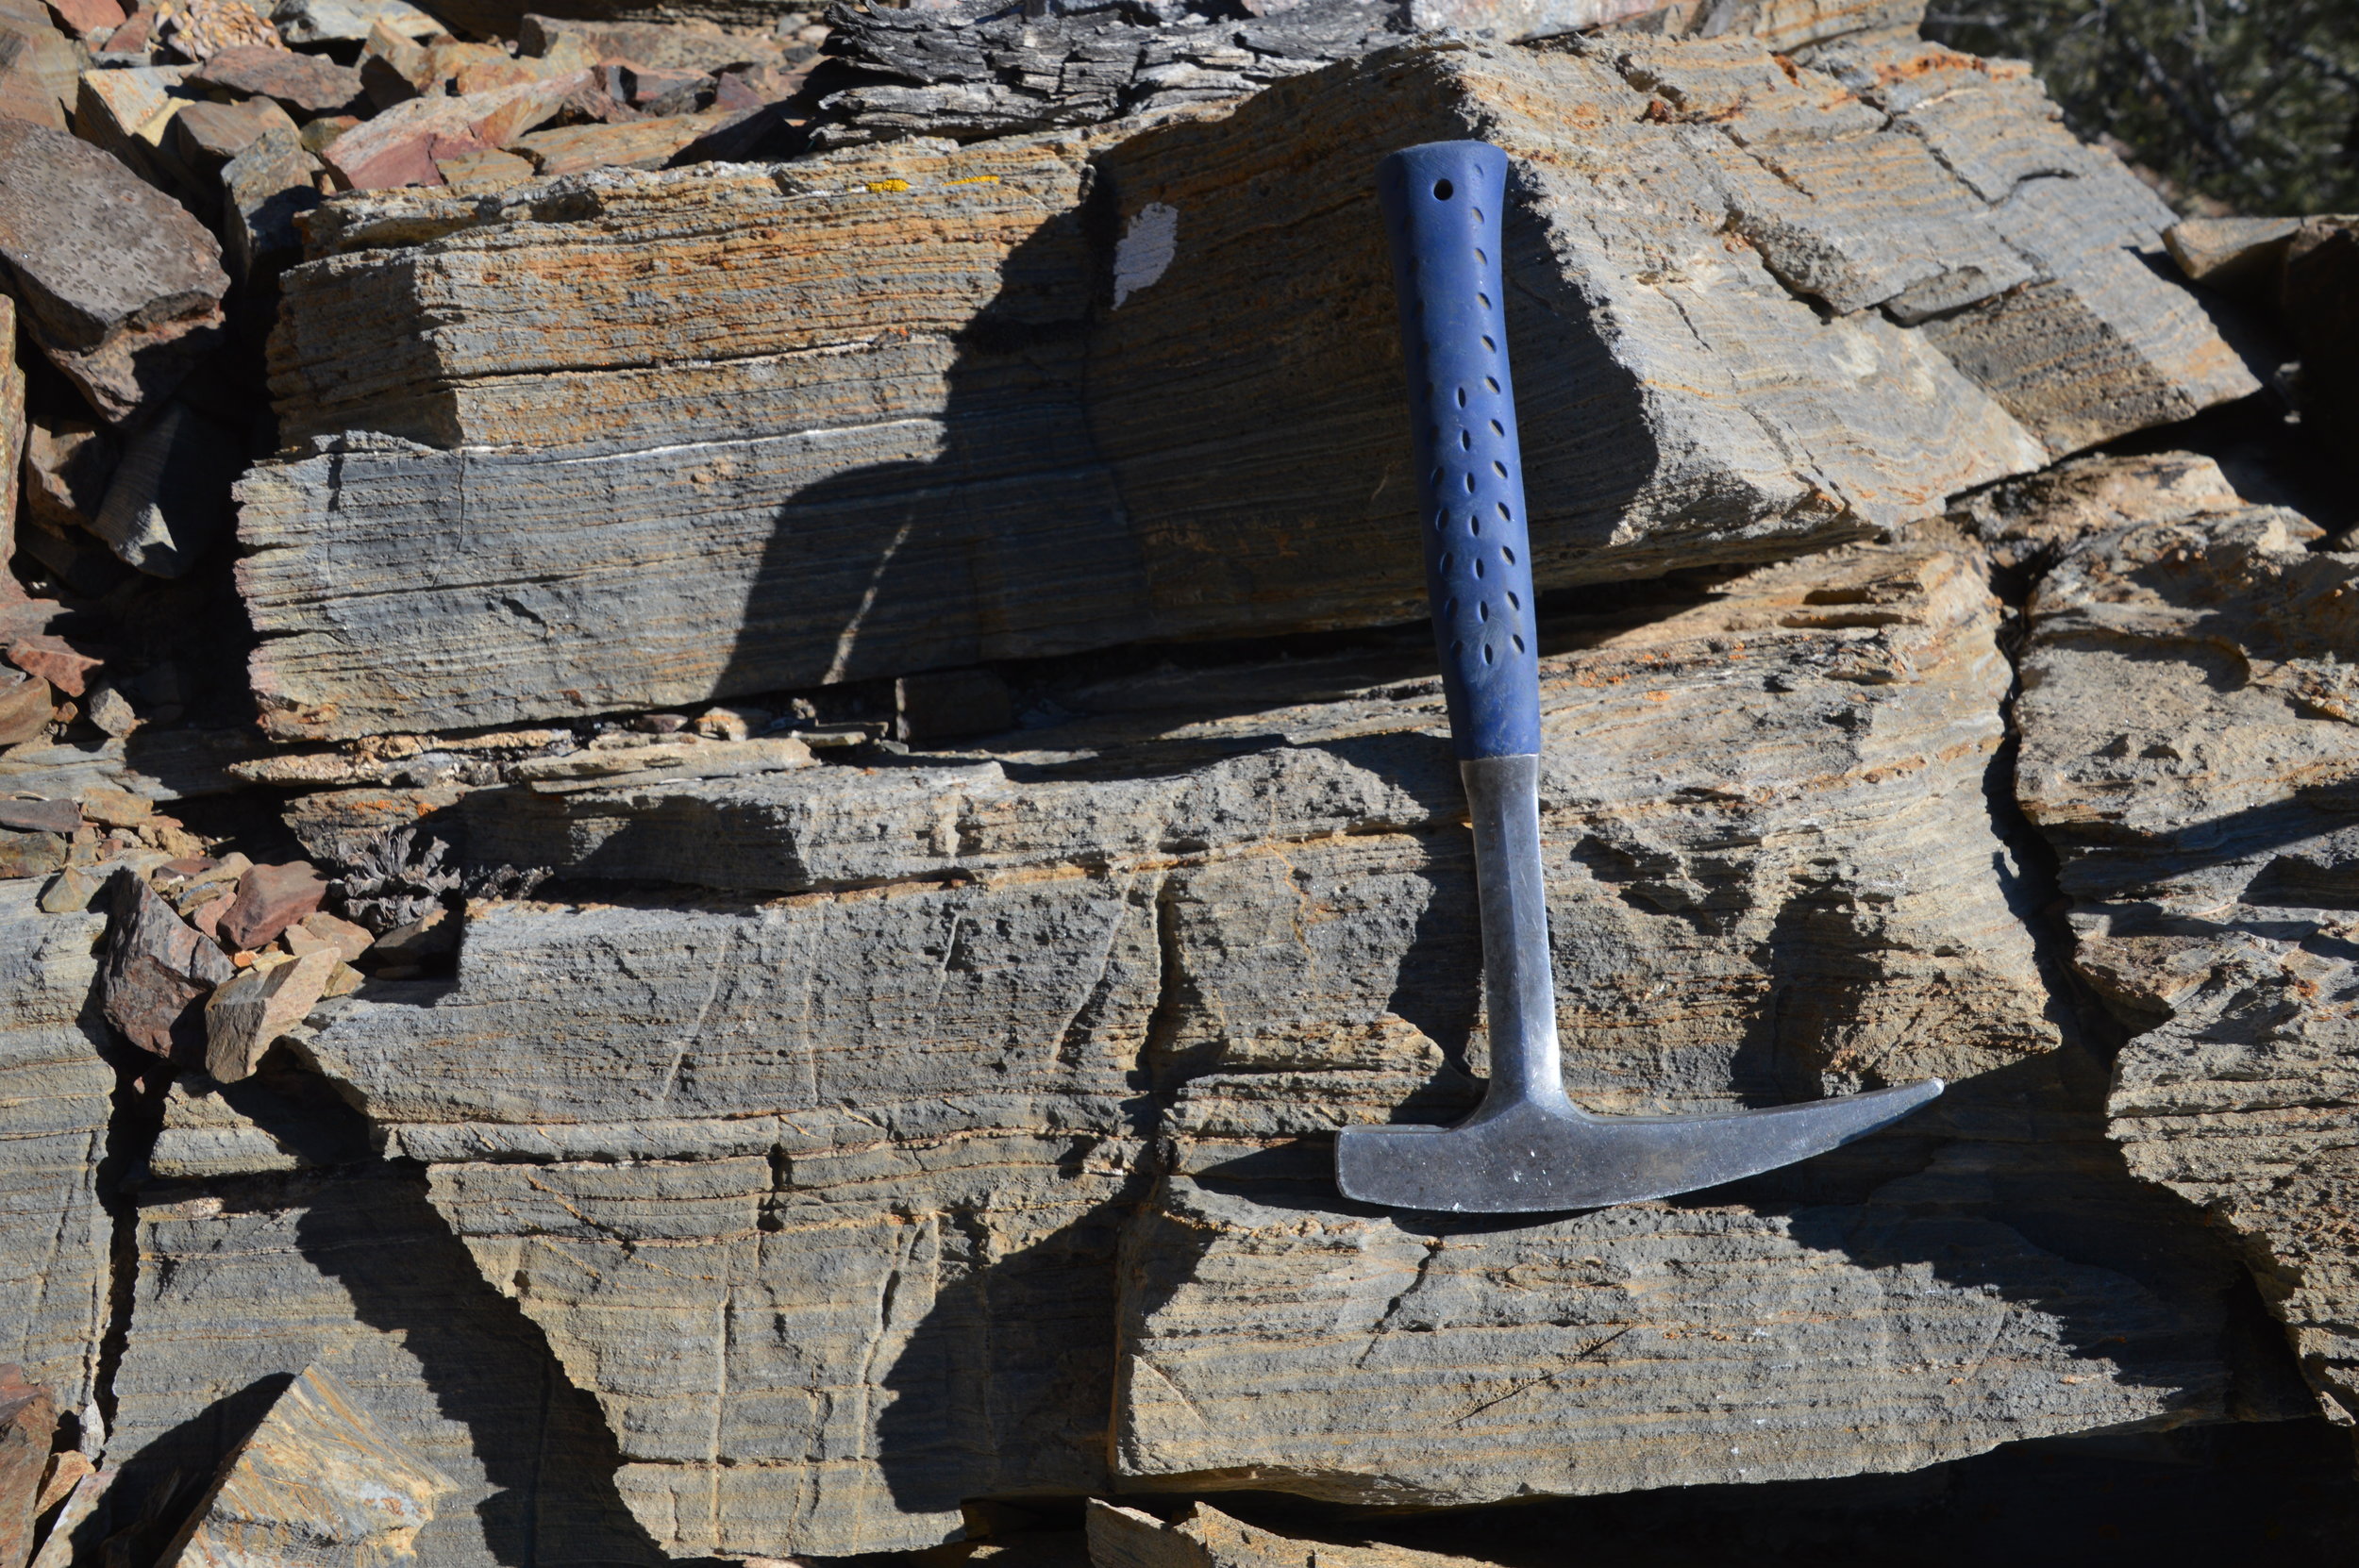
xmin=1336 ymin=141 xmax=1943 ymax=1214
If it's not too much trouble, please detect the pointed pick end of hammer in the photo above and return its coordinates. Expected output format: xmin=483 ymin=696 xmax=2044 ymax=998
xmin=1335 ymin=1076 xmax=1947 ymax=1214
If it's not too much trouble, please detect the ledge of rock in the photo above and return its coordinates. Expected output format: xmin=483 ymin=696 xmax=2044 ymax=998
xmin=237 ymin=32 xmax=2247 ymax=742
xmin=166 ymin=533 xmax=2278 ymax=1556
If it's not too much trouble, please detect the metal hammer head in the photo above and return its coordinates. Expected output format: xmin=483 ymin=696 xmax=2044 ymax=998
xmin=1331 ymin=756 xmax=1945 ymax=1213
xmin=1335 ymin=1080 xmax=1945 ymax=1213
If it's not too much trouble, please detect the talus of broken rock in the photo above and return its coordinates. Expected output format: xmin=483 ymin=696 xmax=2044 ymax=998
xmin=240 ymin=32 xmax=2249 ymax=742
xmin=166 ymin=534 xmax=2290 ymax=1558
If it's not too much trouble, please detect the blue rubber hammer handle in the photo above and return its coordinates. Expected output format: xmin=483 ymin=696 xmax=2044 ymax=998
xmin=1377 ymin=142 xmax=1540 ymax=760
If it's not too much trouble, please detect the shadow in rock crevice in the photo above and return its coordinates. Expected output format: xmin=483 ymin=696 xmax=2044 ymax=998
xmin=867 ymin=1148 xmax=1156 ymax=1524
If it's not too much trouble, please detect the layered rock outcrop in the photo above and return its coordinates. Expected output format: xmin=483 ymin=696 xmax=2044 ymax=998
xmin=128 ymin=530 xmax=2272 ymax=1557
xmin=0 ymin=3 xmax=2351 ymax=1559
xmin=238 ymin=31 xmax=2242 ymax=741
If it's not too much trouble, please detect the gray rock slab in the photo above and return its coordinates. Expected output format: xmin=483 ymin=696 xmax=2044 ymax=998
xmin=2014 ymin=492 xmax=2359 ymax=1429
xmin=0 ymin=884 xmax=110 ymax=1416
xmin=105 ymin=1165 xmax=668 ymax=1568
xmin=230 ymin=32 xmax=2246 ymax=742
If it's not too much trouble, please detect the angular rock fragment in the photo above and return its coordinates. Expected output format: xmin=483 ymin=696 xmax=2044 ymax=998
xmin=19 ymin=419 xmax=113 ymax=536
xmin=302 ymin=539 xmax=2268 ymax=1554
xmin=168 ymin=95 xmax=297 ymax=209
xmin=89 ymin=400 xmax=243 ymax=576
xmin=0 ymin=1367 xmax=49 ymax=1568
xmin=220 ymin=124 xmax=322 ymax=284
xmin=204 ymin=947 xmax=336 ymax=1081
xmin=191 ymin=42 xmax=363 ymax=114
xmin=70 ymin=64 xmax=200 ymax=202
xmin=0 ymin=800 xmax=76 ymax=836
xmin=109 ymin=1164 xmax=675 ymax=1566
xmin=44 ymin=0 xmax=124 ymax=35
xmin=321 ymin=67 xmax=591 ymax=188
xmin=153 ymin=1364 xmax=453 ymax=1568
xmin=25 ymin=1467 xmax=107 ymax=1568
xmin=0 ymin=677 xmax=49 ymax=750
xmin=2165 ymin=214 xmax=2301 ymax=297
xmin=0 ymin=0 xmax=75 ymax=132
xmin=101 ymin=868 xmax=235 ymax=1059
xmin=76 ymin=785 xmax=148 ymax=828
xmin=0 ymin=831 xmax=64 ymax=881
xmin=2014 ymin=491 xmax=2359 ymax=1427
xmin=506 ymin=108 xmax=728 ymax=174
xmin=0 ymin=121 xmax=228 ymax=422
xmin=5 ymin=635 xmax=100 ymax=698
xmin=218 ymin=860 xmax=326 ymax=950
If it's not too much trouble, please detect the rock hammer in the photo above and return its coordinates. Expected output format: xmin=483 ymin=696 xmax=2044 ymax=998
xmin=1335 ymin=142 xmax=1944 ymax=1211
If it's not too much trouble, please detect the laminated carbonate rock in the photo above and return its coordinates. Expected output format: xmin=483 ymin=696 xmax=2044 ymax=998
xmin=282 ymin=537 xmax=2275 ymax=1556
xmin=237 ymin=36 xmax=2244 ymax=742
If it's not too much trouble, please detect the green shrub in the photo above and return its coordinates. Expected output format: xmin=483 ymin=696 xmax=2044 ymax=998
xmin=1922 ymin=0 xmax=2359 ymax=215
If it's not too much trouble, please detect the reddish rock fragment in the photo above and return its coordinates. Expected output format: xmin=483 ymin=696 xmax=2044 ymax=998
xmin=187 ymin=890 xmax=231 ymax=940
xmin=21 ymin=420 xmax=114 ymax=532
xmin=0 ymin=1365 xmax=54 ymax=1568
xmin=168 ymin=93 xmax=293 ymax=174
xmin=101 ymin=869 xmax=235 ymax=1059
xmin=625 ymin=65 xmax=707 ymax=107
xmin=0 ymin=673 xmax=50 ymax=747
xmin=75 ymin=786 xmax=147 ymax=827
xmin=105 ymin=3 xmax=154 ymax=50
xmin=714 ymin=61 xmax=805 ymax=109
xmin=5 ymin=634 xmax=101 ymax=696
xmin=192 ymin=42 xmax=363 ymax=114
xmin=0 ymin=797 xmax=77 ymax=834
xmin=219 ymin=859 xmax=326 ymax=950
xmin=42 ymin=0 xmax=123 ymax=37
xmin=322 ymin=68 xmax=588 ymax=189
xmin=0 ymin=5 xmax=76 ymax=130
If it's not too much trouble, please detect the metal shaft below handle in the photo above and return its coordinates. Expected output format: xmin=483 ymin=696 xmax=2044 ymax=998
xmin=1461 ymin=754 xmax=1568 ymax=1122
